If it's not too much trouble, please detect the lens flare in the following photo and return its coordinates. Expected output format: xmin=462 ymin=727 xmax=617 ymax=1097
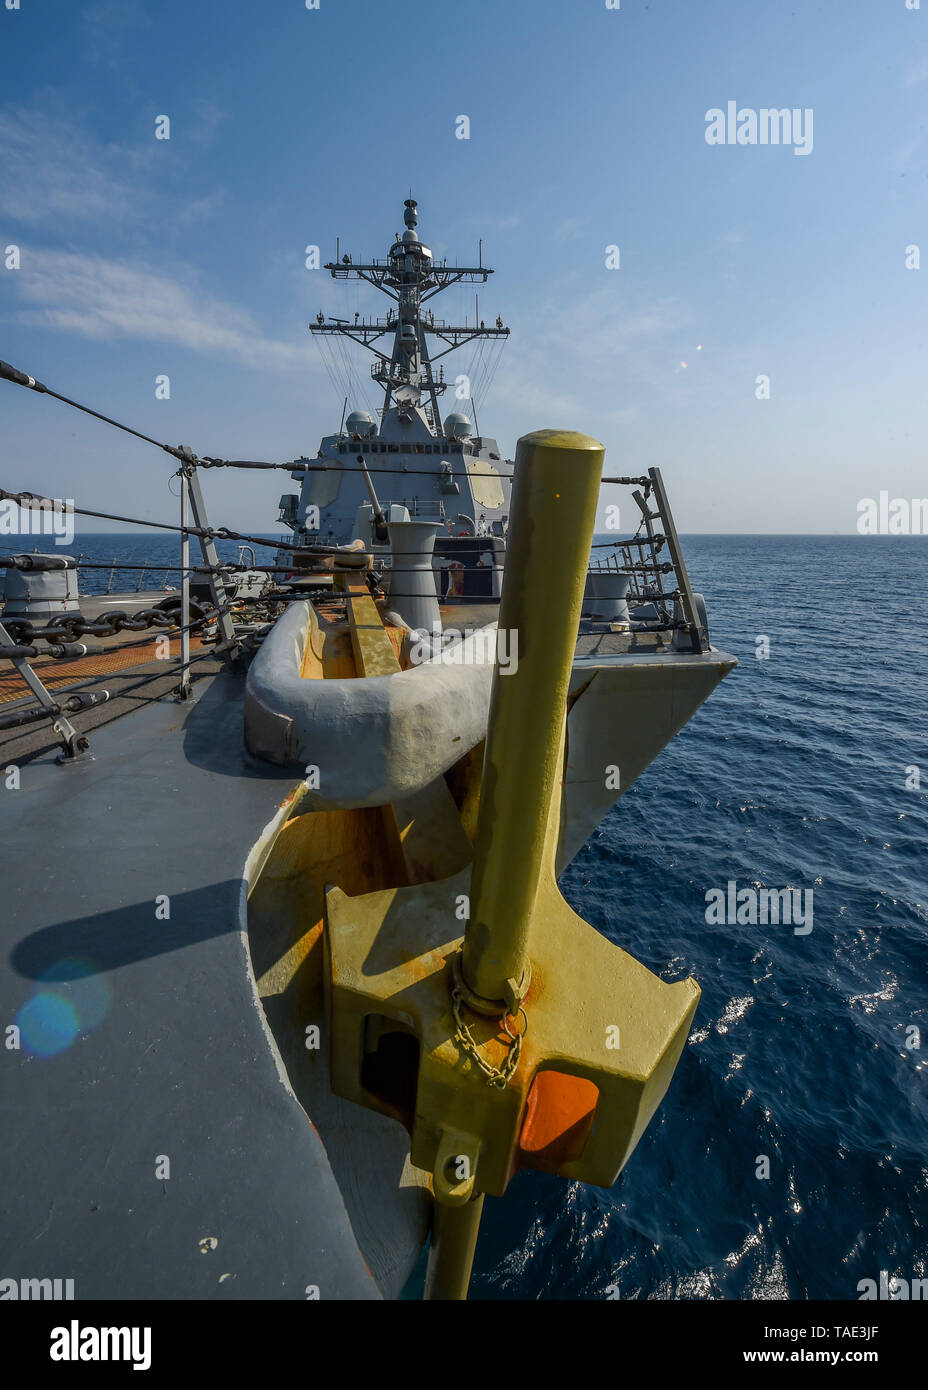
xmin=17 ymin=992 xmax=79 ymax=1057
xmin=16 ymin=958 xmax=110 ymax=1056
xmin=40 ymin=958 xmax=110 ymax=1030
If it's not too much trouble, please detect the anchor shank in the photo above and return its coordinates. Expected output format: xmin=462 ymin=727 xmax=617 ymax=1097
xmin=461 ymin=429 xmax=604 ymax=1008
xmin=424 ymin=1194 xmax=485 ymax=1301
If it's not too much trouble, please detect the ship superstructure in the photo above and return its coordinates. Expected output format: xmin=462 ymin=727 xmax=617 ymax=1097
xmin=279 ymin=200 xmax=512 ymax=599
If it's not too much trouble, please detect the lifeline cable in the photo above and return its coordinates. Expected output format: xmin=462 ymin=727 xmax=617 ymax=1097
xmin=0 ymin=358 xmax=649 ymax=484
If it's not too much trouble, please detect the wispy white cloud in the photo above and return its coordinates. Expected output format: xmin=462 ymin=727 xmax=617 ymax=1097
xmin=174 ymin=187 xmax=228 ymax=226
xmin=487 ymin=281 xmax=692 ymax=434
xmin=81 ymin=0 xmax=151 ymax=69
xmin=185 ymin=101 xmax=229 ymax=151
xmin=891 ymin=135 xmax=924 ymax=177
xmin=553 ymin=216 xmax=592 ymax=242
xmin=11 ymin=250 xmax=316 ymax=372
xmin=904 ymin=56 xmax=928 ymax=88
xmin=466 ymin=212 xmax=521 ymax=234
xmin=0 ymin=100 xmax=226 ymax=231
xmin=562 ymin=288 xmax=690 ymax=366
xmin=0 ymin=106 xmax=146 ymax=226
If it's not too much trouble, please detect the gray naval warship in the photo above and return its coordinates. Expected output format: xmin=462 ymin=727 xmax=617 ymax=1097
xmin=0 ymin=199 xmax=736 ymax=1301
xmin=280 ymin=197 xmax=512 ymax=602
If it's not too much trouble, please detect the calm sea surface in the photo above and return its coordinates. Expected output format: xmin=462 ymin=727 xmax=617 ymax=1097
xmin=476 ymin=534 xmax=928 ymax=1300
xmin=0 ymin=530 xmax=282 ymax=595
xmin=5 ymin=531 xmax=925 ymax=1299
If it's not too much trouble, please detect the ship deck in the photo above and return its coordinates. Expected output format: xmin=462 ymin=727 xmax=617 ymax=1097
xmin=0 ymin=646 xmax=218 ymax=765
xmin=0 ymin=666 xmax=384 ymax=1299
xmin=0 ymin=599 xmax=689 ymax=767
xmin=0 ymin=594 xmax=728 ymax=1299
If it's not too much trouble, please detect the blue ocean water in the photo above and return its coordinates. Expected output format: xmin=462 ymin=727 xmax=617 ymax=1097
xmin=472 ymin=535 xmax=928 ymax=1300
xmin=6 ymin=531 xmax=925 ymax=1299
xmin=0 ymin=530 xmax=282 ymax=596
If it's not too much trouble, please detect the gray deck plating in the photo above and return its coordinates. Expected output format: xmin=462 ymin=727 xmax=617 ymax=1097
xmin=0 ymin=673 xmax=380 ymax=1300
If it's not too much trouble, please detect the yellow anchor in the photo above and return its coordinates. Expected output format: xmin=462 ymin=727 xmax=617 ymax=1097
xmin=324 ymin=430 xmax=700 ymax=1298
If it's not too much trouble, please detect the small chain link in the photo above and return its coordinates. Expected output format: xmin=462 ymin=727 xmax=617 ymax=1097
xmin=451 ymin=987 xmax=527 ymax=1090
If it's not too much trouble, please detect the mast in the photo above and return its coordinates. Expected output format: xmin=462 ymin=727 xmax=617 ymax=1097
xmin=309 ymin=199 xmax=508 ymax=435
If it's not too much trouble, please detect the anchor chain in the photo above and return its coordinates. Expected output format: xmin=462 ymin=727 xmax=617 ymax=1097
xmin=2 ymin=607 xmax=180 ymax=646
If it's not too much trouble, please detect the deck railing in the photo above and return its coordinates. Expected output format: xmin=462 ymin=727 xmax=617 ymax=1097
xmin=591 ymin=466 xmax=706 ymax=652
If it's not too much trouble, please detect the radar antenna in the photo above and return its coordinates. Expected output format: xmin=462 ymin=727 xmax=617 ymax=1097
xmin=310 ymin=198 xmax=509 ymax=431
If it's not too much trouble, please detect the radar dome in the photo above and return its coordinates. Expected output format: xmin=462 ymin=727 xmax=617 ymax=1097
xmin=346 ymin=410 xmax=376 ymax=438
xmin=445 ymin=412 xmax=472 ymax=438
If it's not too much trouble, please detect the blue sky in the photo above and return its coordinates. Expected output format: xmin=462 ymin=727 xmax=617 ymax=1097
xmin=0 ymin=0 xmax=926 ymax=533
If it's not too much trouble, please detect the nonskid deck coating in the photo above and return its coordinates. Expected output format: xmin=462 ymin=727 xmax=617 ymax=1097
xmin=0 ymin=634 xmax=208 ymax=704
xmin=0 ymin=672 xmax=380 ymax=1300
